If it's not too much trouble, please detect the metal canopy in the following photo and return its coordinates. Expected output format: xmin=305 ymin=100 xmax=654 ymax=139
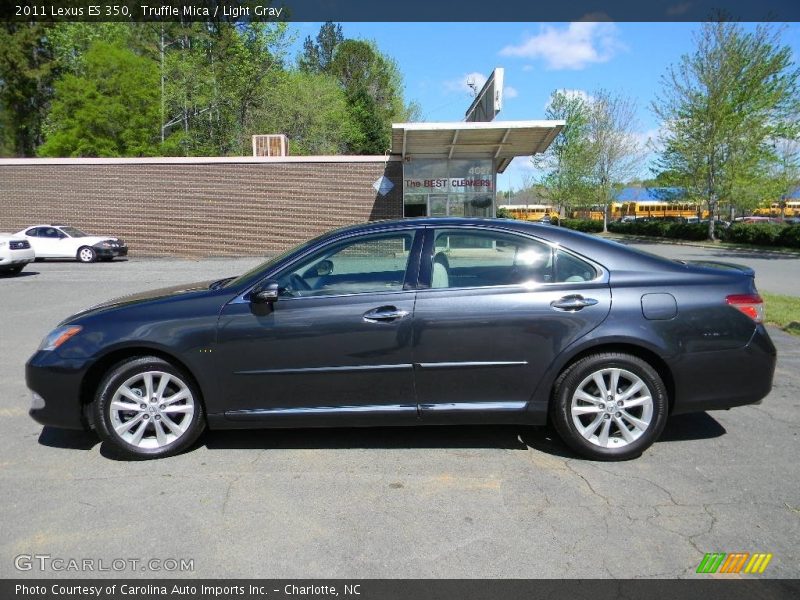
xmin=391 ymin=120 xmax=565 ymax=173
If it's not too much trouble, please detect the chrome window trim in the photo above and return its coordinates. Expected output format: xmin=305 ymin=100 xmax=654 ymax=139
xmin=228 ymin=223 xmax=608 ymax=305
xmin=229 ymin=226 xmax=422 ymax=305
xmin=423 ymin=225 xmax=608 ymax=292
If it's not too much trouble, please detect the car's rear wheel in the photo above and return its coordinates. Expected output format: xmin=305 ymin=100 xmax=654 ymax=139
xmin=1 ymin=265 xmax=23 ymax=275
xmin=93 ymin=356 xmax=205 ymax=459
xmin=551 ymin=353 xmax=668 ymax=461
xmin=77 ymin=246 xmax=96 ymax=263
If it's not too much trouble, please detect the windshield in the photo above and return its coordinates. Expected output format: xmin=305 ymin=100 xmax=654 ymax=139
xmin=59 ymin=226 xmax=88 ymax=237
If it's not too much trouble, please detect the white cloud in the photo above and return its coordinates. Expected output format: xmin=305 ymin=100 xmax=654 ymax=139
xmin=522 ymin=65 xmax=534 ymax=72
xmin=500 ymin=22 xmax=625 ymax=70
xmin=635 ymin=126 xmax=669 ymax=153
xmin=444 ymin=71 xmax=488 ymax=95
xmin=505 ymin=86 xmax=519 ymax=99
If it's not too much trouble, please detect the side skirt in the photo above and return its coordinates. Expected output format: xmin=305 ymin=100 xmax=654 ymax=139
xmin=210 ymin=401 xmax=545 ymax=429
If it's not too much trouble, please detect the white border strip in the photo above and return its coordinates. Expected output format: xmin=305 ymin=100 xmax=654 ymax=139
xmin=393 ymin=120 xmax=565 ymax=131
xmin=0 ymin=155 xmax=401 ymax=166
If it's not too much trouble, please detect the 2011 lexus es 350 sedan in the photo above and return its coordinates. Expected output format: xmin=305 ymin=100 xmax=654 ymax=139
xmin=26 ymin=218 xmax=776 ymax=460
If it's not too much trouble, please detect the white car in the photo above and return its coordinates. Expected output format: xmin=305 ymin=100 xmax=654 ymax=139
xmin=0 ymin=233 xmax=35 ymax=275
xmin=14 ymin=224 xmax=128 ymax=263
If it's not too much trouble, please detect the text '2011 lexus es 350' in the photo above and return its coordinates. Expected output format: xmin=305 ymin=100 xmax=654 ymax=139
xmin=27 ymin=218 xmax=776 ymax=460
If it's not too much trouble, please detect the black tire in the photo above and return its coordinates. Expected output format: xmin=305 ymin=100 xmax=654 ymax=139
xmin=1 ymin=265 xmax=23 ymax=275
xmin=92 ymin=356 xmax=206 ymax=460
xmin=551 ymin=352 xmax=668 ymax=461
xmin=77 ymin=246 xmax=96 ymax=263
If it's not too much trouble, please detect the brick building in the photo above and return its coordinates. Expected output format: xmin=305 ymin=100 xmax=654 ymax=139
xmin=0 ymin=121 xmax=562 ymax=258
xmin=0 ymin=156 xmax=402 ymax=258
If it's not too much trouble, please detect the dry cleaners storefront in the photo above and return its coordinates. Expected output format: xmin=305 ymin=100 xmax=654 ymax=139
xmin=390 ymin=121 xmax=563 ymax=219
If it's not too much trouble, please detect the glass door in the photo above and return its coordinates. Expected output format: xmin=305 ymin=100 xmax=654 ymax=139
xmin=428 ymin=194 xmax=448 ymax=217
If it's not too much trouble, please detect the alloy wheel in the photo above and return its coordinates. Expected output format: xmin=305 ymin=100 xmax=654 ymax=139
xmin=108 ymin=370 xmax=195 ymax=449
xmin=570 ymin=367 xmax=654 ymax=449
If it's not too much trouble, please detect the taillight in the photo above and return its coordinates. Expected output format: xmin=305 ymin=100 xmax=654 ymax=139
xmin=726 ymin=294 xmax=764 ymax=323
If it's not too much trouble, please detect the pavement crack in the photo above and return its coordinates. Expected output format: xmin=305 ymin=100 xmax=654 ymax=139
xmin=685 ymin=503 xmax=718 ymax=555
xmin=784 ymin=501 xmax=800 ymax=517
xmin=564 ymin=460 xmax=611 ymax=506
xmin=588 ymin=463 xmax=682 ymax=506
xmin=221 ymin=473 xmax=244 ymax=516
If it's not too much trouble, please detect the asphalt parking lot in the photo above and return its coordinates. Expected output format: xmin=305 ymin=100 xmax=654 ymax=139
xmin=0 ymin=243 xmax=798 ymax=579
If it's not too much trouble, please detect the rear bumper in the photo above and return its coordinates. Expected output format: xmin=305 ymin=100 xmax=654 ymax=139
xmin=0 ymin=249 xmax=35 ymax=266
xmin=670 ymin=325 xmax=777 ymax=415
xmin=26 ymin=351 xmax=88 ymax=430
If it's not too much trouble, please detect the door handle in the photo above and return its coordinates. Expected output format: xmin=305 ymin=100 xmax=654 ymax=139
xmin=363 ymin=306 xmax=410 ymax=322
xmin=550 ymin=295 xmax=599 ymax=311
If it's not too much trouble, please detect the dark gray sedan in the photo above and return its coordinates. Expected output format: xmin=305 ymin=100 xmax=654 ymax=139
xmin=27 ymin=218 xmax=776 ymax=460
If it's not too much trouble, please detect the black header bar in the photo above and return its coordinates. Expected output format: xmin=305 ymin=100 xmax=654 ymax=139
xmin=2 ymin=0 xmax=799 ymax=23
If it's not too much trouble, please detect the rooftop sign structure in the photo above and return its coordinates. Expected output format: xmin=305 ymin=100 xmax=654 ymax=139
xmin=465 ymin=68 xmax=504 ymax=122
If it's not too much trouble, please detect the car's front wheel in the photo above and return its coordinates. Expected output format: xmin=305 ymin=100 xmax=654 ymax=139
xmin=93 ymin=356 xmax=206 ymax=459
xmin=77 ymin=246 xmax=96 ymax=263
xmin=551 ymin=352 xmax=668 ymax=461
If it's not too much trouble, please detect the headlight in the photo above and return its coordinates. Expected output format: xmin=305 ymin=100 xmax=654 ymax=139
xmin=39 ymin=325 xmax=82 ymax=351
xmin=0 ymin=241 xmax=7 ymax=248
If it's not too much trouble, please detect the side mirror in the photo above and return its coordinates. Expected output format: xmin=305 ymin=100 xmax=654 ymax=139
xmin=250 ymin=281 xmax=279 ymax=304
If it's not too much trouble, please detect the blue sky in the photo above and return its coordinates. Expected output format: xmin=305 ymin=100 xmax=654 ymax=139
xmin=287 ymin=22 xmax=800 ymax=191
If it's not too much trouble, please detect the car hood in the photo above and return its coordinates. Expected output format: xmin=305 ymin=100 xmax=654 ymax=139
xmin=75 ymin=235 xmax=121 ymax=244
xmin=64 ymin=280 xmax=216 ymax=323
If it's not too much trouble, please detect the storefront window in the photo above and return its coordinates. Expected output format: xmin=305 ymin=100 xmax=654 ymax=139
xmin=402 ymin=159 xmax=495 ymax=218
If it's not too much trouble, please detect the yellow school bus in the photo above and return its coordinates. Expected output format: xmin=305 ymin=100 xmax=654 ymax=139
xmin=499 ymin=204 xmax=560 ymax=221
xmin=619 ymin=201 xmax=706 ymax=219
xmin=571 ymin=203 xmax=622 ymax=221
xmin=754 ymin=201 xmax=800 ymax=217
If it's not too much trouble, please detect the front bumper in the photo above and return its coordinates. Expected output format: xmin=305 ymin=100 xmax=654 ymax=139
xmin=93 ymin=244 xmax=128 ymax=258
xmin=26 ymin=351 xmax=89 ymax=430
xmin=670 ymin=324 xmax=777 ymax=414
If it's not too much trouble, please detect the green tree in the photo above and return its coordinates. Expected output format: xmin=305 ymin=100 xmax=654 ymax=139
xmin=47 ymin=22 xmax=131 ymax=74
xmin=653 ymin=21 xmax=800 ymax=239
xmin=38 ymin=41 xmax=160 ymax=157
xmin=532 ymin=90 xmax=594 ymax=223
xmin=0 ymin=23 xmax=56 ymax=156
xmin=298 ymin=22 xmax=343 ymax=73
xmin=251 ymin=70 xmax=352 ymax=155
xmin=329 ymin=39 xmax=411 ymax=154
xmin=160 ymin=22 xmax=290 ymax=156
xmin=588 ymin=89 xmax=643 ymax=232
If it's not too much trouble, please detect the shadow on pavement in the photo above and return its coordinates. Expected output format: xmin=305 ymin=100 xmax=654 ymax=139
xmin=0 ymin=271 xmax=39 ymax=278
xmin=659 ymin=412 xmax=726 ymax=442
xmin=202 ymin=424 xmax=533 ymax=452
xmin=44 ymin=413 xmax=727 ymax=460
xmin=38 ymin=426 xmax=98 ymax=450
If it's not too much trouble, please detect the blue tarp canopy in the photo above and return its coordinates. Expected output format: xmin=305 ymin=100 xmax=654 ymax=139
xmin=613 ymin=187 xmax=686 ymax=202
